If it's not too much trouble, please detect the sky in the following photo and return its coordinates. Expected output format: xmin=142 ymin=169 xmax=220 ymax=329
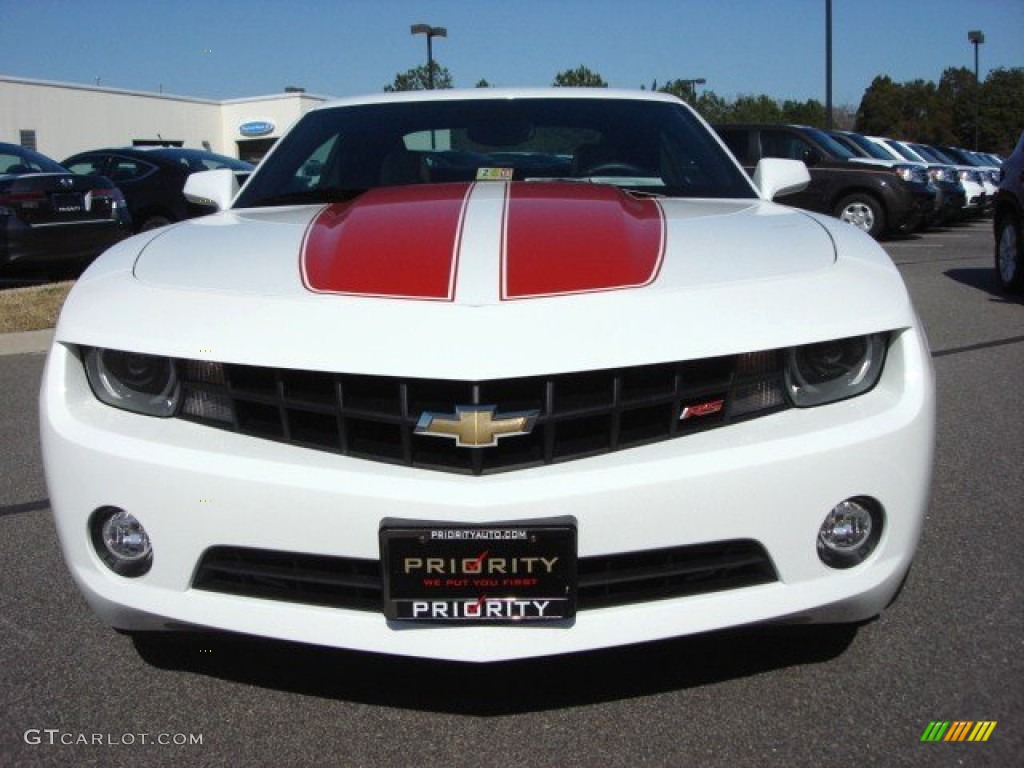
xmin=1 ymin=0 xmax=1022 ymax=107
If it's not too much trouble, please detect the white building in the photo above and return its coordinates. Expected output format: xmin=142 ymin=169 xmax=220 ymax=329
xmin=1 ymin=75 xmax=331 ymax=163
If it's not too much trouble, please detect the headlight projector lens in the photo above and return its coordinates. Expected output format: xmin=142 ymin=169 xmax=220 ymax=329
xmin=84 ymin=348 xmax=180 ymax=417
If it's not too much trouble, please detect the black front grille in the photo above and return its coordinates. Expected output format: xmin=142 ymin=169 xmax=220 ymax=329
xmin=175 ymin=353 xmax=787 ymax=475
xmin=193 ymin=540 xmax=777 ymax=613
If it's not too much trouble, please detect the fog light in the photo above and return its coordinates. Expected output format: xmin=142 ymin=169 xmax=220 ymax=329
xmin=817 ymin=497 xmax=882 ymax=569
xmin=90 ymin=507 xmax=153 ymax=577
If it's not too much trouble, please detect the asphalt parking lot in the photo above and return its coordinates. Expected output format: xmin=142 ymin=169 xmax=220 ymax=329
xmin=1 ymin=218 xmax=1021 ymax=767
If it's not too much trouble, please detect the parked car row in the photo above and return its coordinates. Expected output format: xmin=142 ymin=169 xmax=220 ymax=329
xmin=62 ymin=147 xmax=253 ymax=233
xmin=864 ymin=135 xmax=998 ymax=219
xmin=713 ymin=123 xmax=996 ymax=240
xmin=1 ymin=142 xmax=131 ymax=275
xmin=0 ymin=143 xmax=253 ymax=275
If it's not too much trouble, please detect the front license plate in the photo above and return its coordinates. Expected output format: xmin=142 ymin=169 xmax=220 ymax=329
xmin=380 ymin=518 xmax=577 ymax=623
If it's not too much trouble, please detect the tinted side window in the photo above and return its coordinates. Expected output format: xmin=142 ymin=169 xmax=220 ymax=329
xmin=109 ymin=157 xmax=155 ymax=182
xmin=760 ymin=130 xmax=814 ymax=162
xmin=0 ymin=151 xmax=45 ymax=173
xmin=66 ymin=157 xmax=107 ymax=176
xmin=718 ymin=130 xmax=751 ymax=164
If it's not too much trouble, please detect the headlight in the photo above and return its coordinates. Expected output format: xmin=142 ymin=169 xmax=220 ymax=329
xmin=785 ymin=334 xmax=888 ymax=407
xmin=84 ymin=348 xmax=181 ymax=417
xmin=893 ymin=164 xmax=916 ymax=182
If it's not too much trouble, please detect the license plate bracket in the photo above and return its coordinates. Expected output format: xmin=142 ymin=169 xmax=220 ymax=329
xmin=380 ymin=518 xmax=577 ymax=623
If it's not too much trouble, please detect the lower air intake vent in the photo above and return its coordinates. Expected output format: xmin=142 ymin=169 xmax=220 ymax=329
xmin=193 ymin=540 xmax=777 ymax=613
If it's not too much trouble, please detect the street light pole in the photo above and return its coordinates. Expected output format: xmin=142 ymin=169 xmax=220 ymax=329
xmin=826 ymin=0 xmax=833 ymax=129
xmin=968 ymin=29 xmax=984 ymax=150
xmin=683 ymin=78 xmax=706 ymax=101
xmin=411 ymin=23 xmax=447 ymax=90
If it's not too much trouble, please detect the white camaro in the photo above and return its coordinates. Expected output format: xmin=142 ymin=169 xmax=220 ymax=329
xmin=40 ymin=89 xmax=935 ymax=662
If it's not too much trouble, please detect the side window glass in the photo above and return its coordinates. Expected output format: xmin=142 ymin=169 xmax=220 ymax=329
xmin=719 ymin=132 xmax=750 ymax=164
xmin=790 ymin=138 xmax=817 ymax=164
xmin=760 ymin=131 xmax=797 ymax=160
xmin=109 ymin=158 xmax=151 ymax=181
xmin=305 ymin=136 xmax=336 ymax=181
xmin=0 ymin=152 xmax=27 ymax=172
xmin=66 ymin=158 xmax=106 ymax=176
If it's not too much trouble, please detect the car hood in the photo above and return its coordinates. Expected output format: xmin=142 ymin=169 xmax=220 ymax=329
xmin=132 ymin=182 xmax=835 ymax=301
xmin=61 ymin=182 xmax=913 ymax=379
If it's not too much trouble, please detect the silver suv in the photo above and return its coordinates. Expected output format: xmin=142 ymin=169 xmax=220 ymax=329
xmin=994 ymin=131 xmax=1024 ymax=292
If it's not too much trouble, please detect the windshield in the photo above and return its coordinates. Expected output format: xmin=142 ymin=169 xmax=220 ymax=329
xmin=840 ymin=132 xmax=893 ymax=160
xmin=235 ymin=97 xmax=756 ymax=208
xmin=912 ymin=144 xmax=954 ymax=164
xmin=803 ymin=128 xmax=858 ymax=159
xmin=884 ymin=141 xmax=922 ymax=162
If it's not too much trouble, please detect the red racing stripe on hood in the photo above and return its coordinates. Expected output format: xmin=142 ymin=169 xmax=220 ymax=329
xmin=501 ymin=183 xmax=666 ymax=299
xmin=301 ymin=183 xmax=473 ymax=300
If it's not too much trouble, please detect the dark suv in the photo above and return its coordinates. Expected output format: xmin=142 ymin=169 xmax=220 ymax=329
xmin=994 ymin=131 xmax=1024 ymax=292
xmin=714 ymin=124 xmax=935 ymax=239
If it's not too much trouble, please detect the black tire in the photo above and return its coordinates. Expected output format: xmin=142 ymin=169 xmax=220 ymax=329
xmin=994 ymin=211 xmax=1024 ymax=292
xmin=834 ymin=194 xmax=886 ymax=239
xmin=137 ymin=214 xmax=174 ymax=233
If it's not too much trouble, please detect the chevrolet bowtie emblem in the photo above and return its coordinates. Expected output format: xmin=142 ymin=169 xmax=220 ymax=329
xmin=415 ymin=405 xmax=540 ymax=448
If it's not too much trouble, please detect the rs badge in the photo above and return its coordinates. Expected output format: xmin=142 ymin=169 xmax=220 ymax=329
xmin=415 ymin=405 xmax=540 ymax=448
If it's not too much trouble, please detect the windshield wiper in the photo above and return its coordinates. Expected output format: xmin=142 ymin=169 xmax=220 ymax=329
xmin=524 ymin=177 xmax=666 ymax=197
xmin=250 ymin=187 xmax=367 ymax=208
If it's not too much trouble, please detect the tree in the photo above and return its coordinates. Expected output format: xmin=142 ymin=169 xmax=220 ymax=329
xmin=694 ymin=91 xmax=730 ymax=123
xmin=980 ymin=67 xmax=1024 ymax=154
xmin=937 ymin=66 xmax=977 ymax=146
xmin=383 ymin=62 xmax=453 ymax=92
xmin=553 ymin=66 xmax=607 ymax=88
xmin=899 ymin=79 xmax=943 ymax=143
xmin=658 ymin=79 xmax=702 ymax=104
xmin=780 ymin=99 xmax=827 ymax=127
xmin=729 ymin=94 xmax=783 ymax=123
xmin=475 ymin=78 xmax=491 ymax=88
xmin=854 ymin=67 xmax=1022 ymax=152
xmin=855 ymin=75 xmax=902 ymax=136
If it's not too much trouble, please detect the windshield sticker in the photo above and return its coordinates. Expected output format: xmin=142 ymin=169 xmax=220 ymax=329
xmin=476 ymin=167 xmax=514 ymax=181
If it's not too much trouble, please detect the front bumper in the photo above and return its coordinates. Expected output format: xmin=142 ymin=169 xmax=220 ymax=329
xmin=886 ymin=181 xmax=936 ymax=234
xmin=41 ymin=329 xmax=935 ymax=662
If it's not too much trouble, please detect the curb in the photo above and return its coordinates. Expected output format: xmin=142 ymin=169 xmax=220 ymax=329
xmin=0 ymin=328 xmax=54 ymax=357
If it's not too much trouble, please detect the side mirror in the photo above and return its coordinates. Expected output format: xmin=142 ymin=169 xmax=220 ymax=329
xmin=753 ymin=158 xmax=811 ymax=200
xmin=183 ymin=168 xmax=239 ymax=211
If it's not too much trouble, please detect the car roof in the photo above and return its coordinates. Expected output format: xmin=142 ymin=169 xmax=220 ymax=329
xmin=309 ymin=87 xmax=686 ymax=112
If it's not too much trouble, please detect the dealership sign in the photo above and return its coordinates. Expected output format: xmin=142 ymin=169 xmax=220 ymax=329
xmin=239 ymin=120 xmax=275 ymax=137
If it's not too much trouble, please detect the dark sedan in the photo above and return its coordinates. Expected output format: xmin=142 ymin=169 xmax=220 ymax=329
xmin=1 ymin=142 xmax=132 ymax=275
xmin=62 ymin=147 xmax=254 ymax=232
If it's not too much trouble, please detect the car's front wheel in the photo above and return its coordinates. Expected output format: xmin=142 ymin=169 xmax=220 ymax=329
xmin=835 ymin=194 xmax=886 ymax=239
xmin=995 ymin=211 xmax=1024 ymax=292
